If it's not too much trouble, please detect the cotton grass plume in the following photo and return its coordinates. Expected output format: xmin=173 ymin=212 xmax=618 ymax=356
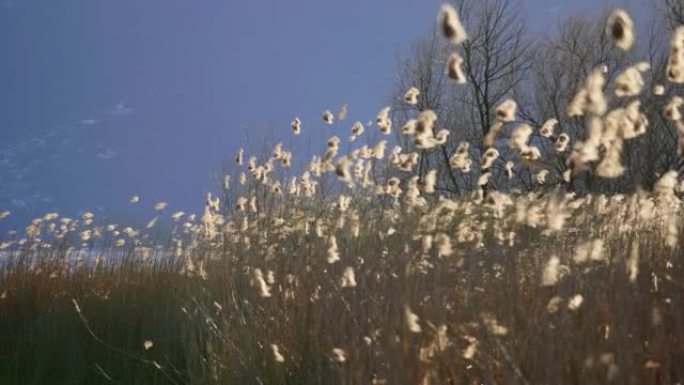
xmin=337 ymin=104 xmax=348 ymax=121
xmin=567 ymin=294 xmax=584 ymax=311
xmin=434 ymin=233 xmax=453 ymax=256
xmin=509 ymin=124 xmax=532 ymax=152
xmin=664 ymin=96 xmax=683 ymax=121
xmin=573 ymin=239 xmax=605 ymax=264
xmin=505 ymin=161 xmax=514 ymax=179
xmin=404 ymin=86 xmax=420 ymax=105
xmin=350 ymin=121 xmax=364 ymax=141
xmin=376 ymin=106 xmax=392 ymax=134
xmin=667 ymin=27 xmax=684 ymax=83
xmin=323 ymin=109 xmax=334 ymax=125
xmin=596 ymin=139 xmax=625 ymax=178
xmin=291 ymin=117 xmax=301 ymax=135
xmin=539 ymin=119 xmax=557 ymax=138
xmin=541 ymin=255 xmax=564 ymax=286
xmin=271 ymin=344 xmax=285 ymax=363
xmin=335 ymin=156 xmax=354 ymax=186
xmin=555 ymin=133 xmax=570 ymax=152
xmin=438 ymin=4 xmax=467 ymax=44
xmin=252 ymin=268 xmax=272 ymax=298
xmin=449 ymin=141 xmax=472 ymax=172
xmin=480 ymin=148 xmax=499 ymax=170
xmin=327 ymin=235 xmax=340 ymax=264
xmin=615 ymin=62 xmax=650 ymax=97
xmin=606 ymin=9 xmax=634 ymax=50
xmin=446 ymin=53 xmax=466 ymax=84
xmin=495 ymin=99 xmax=517 ymax=122
xmin=423 ymin=169 xmax=437 ymax=194
xmin=567 ymin=68 xmax=607 ymax=117
xmin=340 ymin=266 xmax=357 ymax=288
xmin=331 ymin=348 xmax=346 ymax=363
xmin=404 ymin=305 xmax=422 ymax=333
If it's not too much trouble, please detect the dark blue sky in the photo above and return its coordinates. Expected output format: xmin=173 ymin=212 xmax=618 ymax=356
xmin=0 ymin=0 xmax=648 ymax=227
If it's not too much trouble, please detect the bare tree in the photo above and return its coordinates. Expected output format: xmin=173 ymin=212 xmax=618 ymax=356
xmin=664 ymin=0 xmax=684 ymax=28
xmin=392 ymin=0 xmax=531 ymax=195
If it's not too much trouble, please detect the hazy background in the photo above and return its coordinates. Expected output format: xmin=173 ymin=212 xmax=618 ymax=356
xmin=0 ymin=0 xmax=649 ymax=227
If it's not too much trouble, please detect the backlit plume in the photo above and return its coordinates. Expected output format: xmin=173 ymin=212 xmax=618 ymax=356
xmin=606 ymin=9 xmax=634 ymax=50
xmin=449 ymin=141 xmax=471 ymax=172
xmin=667 ymin=27 xmax=684 ymax=83
xmin=291 ymin=117 xmax=301 ymax=135
xmin=615 ymin=62 xmax=649 ymax=97
xmin=323 ymin=110 xmax=334 ymax=125
xmin=664 ymin=96 xmax=683 ymax=121
xmin=480 ymin=148 xmax=499 ymax=170
xmin=539 ymin=119 xmax=557 ymax=138
xmin=404 ymin=87 xmax=420 ymax=105
xmin=446 ymin=53 xmax=466 ymax=84
xmin=271 ymin=344 xmax=285 ymax=363
xmin=567 ymin=68 xmax=607 ymax=117
xmin=509 ymin=124 xmax=532 ymax=152
xmin=438 ymin=4 xmax=467 ymax=44
xmin=376 ymin=106 xmax=392 ymax=134
xmin=555 ymin=133 xmax=570 ymax=152
xmin=337 ymin=104 xmax=348 ymax=121
xmin=423 ymin=169 xmax=437 ymax=194
xmin=252 ymin=268 xmax=272 ymax=298
xmin=495 ymin=99 xmax=517 ymax=122
xmin=340 ymin=266 xmax=357 ymax=288
xmin=327 ymin=235 xmax=340 ymax=264
xmin=404 ymin=305 xmax=422 ymax=333
xmin=235 ymin=148 xmax=244 ymax=165
xmin=505 ymin=161 xmax=514 ymax=179
xmin=350 ymin=121 xmax=364 ymax=141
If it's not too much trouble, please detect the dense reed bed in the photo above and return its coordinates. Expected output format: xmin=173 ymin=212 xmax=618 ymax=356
xmin=3 ymin=2 xmax=684 ymax=384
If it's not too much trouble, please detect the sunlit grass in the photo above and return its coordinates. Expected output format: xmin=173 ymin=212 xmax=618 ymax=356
xmin=2 ymin=4 xmax=684 ymax=385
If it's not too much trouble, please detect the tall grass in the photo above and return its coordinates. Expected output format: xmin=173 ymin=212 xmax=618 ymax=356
xmin=1 ymin=189 xmax=683 ymax=384
xmin=3 ymin=4 xmax=684 ymax=385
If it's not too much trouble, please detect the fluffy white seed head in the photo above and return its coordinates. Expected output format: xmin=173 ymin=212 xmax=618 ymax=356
xmin=404 ymin=305 xmax=422 ymax=333
xmin=438 ymin=4 xmax=468 ymax=44
xmin=340 ymin=266 xmax=357 ymax=288
xmin=404 ymin=87 xmax=420 ymax=105
xmin=615 ymin=62 xmax=649 ymax=97
xmin=665 ymin=96 xmax=684 ymax=121
xmin=291 ymin=117 xmax=301 ymax=135
xmin=271 ymin=344 xmax=285 ymax=362
xmin=568 ymin=68 xmax=607 ymax=117
xmin=376 ymin=106 xmax=392 ymax=134
xmin=653 ymin=84 xmax=665 ymax=95
xmin=667 ymin=27 xmax=684 ymax=83
xmin=480 ymin=148 xmax=499 ymax=170
xmin=495 ymin=99 xmax=517 ymax=122
xmin=510 ymin=124 xmax=532 ymax=151
xmin=555 ymin=133 xmax=570 ymax=152
xmin=539 ymin=119 xmax=558 ymax=138
xmin=446 ymin=53 xmax=466 ymax=84
xmin=323 ymin=110 xmax=334 ymax=125
xmin=337 ymin=104 xmax=348 ymax=121
xmin=606 ymin=9 xmax=634 ymax=50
